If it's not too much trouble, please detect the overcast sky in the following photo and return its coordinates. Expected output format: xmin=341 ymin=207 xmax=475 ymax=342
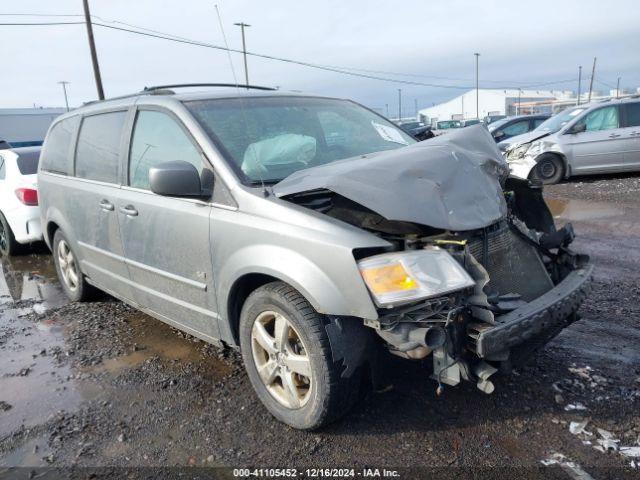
xmin=1 ymin=0 xmax=639 ymax=115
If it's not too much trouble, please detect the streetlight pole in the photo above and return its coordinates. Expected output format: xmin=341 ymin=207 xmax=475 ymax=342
xmin=234 ymin=22 xmax=251 ymax=86
xmin=82 ymin=0 xmax=104 ymax=100
xmin=577 ymin=65 xmax=582 ymax=105
xmin=474 ymin=53 xmax=480 ymax=120
xmin=616 ymin=77 xmax=621 ymax=98
xmin=398 ymin=89 xmax=402 ymax=121
xmin=58 ymin=81 xmax=70 ymax=111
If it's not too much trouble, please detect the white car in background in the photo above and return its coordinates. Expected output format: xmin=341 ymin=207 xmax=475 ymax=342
xmin=0 ymin=147 xmax=42 ymax=256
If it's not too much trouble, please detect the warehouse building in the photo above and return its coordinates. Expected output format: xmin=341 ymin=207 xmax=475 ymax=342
xmin=0 ymin=108 xmax=66 ymax=148
xmin=418 ymin=89 xmax=573 ymax=126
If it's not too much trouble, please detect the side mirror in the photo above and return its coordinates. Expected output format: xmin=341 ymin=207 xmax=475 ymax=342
xmin=149 ymin=160 xmax=203 ymax=197
xmin=568 ymin=123 xmax=586 ymax=134
xmin=494 ymin=130 xmax=505 ymax=139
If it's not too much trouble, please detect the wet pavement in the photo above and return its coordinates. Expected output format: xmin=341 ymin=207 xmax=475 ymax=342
xmin=0 ymin=174 xmax=639 ymax=478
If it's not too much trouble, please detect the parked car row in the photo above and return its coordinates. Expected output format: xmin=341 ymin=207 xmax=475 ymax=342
xmin=429 ymin=115 xmax=546 ymax=141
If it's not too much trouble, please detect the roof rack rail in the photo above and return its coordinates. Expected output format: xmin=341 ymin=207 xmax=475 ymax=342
xmin=143 ymin=83 xmax=276 ymax=92
xmin=79 ymin=83 xmax=277 ymax=107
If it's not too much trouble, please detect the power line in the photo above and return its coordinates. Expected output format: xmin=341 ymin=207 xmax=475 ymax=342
xmin=0 ymin=16 xmax=593 ymax=91
xmin=91 ymin=22 xmax=473 ymax=89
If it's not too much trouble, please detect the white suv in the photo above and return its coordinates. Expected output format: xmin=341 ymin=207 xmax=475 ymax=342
xmin=0 ymin=147 xmax=42 ymax=256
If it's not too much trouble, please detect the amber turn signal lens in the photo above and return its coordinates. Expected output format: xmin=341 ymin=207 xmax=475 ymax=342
xmin=360 ymin=263 xmax=418 ymax=295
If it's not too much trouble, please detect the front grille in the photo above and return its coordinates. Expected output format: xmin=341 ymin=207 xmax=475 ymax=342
xmin=468 ymin=224 xmax=553 ymax=302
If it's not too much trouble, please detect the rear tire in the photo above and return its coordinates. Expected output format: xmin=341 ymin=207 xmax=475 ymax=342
xmin=239 ymin=281 xmax=366 ymax=430
xmin=531 ymin=153 xmax=565 ymax=185
xmin=0 ymin=212 xmax=20 ymax=257
xmin=52 ymin=229 xmax=94 ymax=302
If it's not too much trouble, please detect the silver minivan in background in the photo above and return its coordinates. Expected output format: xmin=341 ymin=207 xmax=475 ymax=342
xmin=504 ymin=96 xmax=640 ymax=184
xmin=38 ymin=85 xmax=593 ymax=429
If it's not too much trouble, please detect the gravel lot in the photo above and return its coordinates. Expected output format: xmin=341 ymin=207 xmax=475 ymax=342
xmin=1 ymin=173 xmax=639 ymax=479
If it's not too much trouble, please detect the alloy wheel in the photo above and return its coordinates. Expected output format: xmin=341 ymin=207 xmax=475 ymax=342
xmin=539 ymin=160 xmax=557 ymax=179
xmin=250 ymin=310 xmax=312 ymax=409
xmin=57 ymin=239 xmax=79 ymax=292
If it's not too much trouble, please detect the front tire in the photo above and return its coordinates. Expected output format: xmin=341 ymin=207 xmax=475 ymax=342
xmin=0 ymin=212 xmax=20 ymax=257
xmin=52 ymin=230 xmax=93 ymax=302
xmin=531 ymin=153 xmax=565 ymax=185
xmin=239 ymin=282 xmax=365 ymax=430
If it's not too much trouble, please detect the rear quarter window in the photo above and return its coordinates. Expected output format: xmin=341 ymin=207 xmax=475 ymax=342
xmin=40 ymin=116 xmax=80 ymax=175
xmin=16 ymin=151 xmax=40 ymax=175
xmin=75 ymin=111 xmax=127 ymax=183
xmin=623 ymin=102 xmax=640 ymax=128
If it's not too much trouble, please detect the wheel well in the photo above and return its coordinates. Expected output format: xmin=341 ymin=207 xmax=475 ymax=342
xmin=46 ymin=221 xmax=59 ymax=246
xmin=227 ymin=273 xmax=279 ymax=345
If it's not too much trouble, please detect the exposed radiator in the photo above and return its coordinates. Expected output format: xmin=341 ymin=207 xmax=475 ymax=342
xmin=468 ymin=224 xmax=553 ymax=302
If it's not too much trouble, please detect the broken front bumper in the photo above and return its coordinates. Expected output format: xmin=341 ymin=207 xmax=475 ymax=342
xmin=474 ymin=264 xmax=594 ymax=358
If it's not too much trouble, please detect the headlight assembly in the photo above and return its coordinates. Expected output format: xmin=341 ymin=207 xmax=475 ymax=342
xmin=525 ymin=141 xmax=546 ymax=158
xmin=358 ymin=248 xmax=475 ymax=308
xmin=506 ymin=143 xmax=531 ymax=162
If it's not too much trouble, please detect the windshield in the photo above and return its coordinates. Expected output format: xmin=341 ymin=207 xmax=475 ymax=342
xmin=185 ymin=96 xmax=415 ymax=184
xmin=535 ymin=107 xmax=587 ymax=133
xmin=437 ymin=120 xmax=462 ymax=129
xmin=400 ymin=121 xmax=421 ymax=129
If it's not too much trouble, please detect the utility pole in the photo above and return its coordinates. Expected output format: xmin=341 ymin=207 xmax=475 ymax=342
xmin=234 ymin=22 xmax=251 ymax=86
xmin=517 ymin=89 xmax=521 ymax=115
xmin=58 ymin=81 xmax=70 ymax=111
xmin=398 ymin=89 xmax=402 ymax=121
xmin=385 ymin=103 xmax=389 ymax=117
xmin=474 ymin=53 xmax=480 ymax=120
xmin=616 ymin=77 xmax=621 ymax=98
xmin=577 ymin=65 xmax=582 ymax=105
xmin=587 ymin=57 xmax=597 ymax=104
xmin=82 ymin=0 xmax=104 ymax=100
xmin=414 ymin=98 xmax=418 ymax=117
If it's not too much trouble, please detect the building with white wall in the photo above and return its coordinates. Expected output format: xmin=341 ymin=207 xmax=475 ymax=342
xmin=0 ymin=108 xmax=66 ymax=147
xmin=418 ymin=89 xmax=573 ymax=125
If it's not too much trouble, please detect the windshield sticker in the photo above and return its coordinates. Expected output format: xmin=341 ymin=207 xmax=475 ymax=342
xmin=371 ymin=121 xmax=409 ymax=145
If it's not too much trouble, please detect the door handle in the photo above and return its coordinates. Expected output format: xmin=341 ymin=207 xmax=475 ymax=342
xmin=99 ymin=199 xmax=114 ymax=212
xmin=119 ymin=205 xmax=138 ymax=217
xmin=608 ymin=133 xmax=621 ymax=138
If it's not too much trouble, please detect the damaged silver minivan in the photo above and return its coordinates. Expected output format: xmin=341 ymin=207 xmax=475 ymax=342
xmin=38 ymin=85 xmax=593 ymax=429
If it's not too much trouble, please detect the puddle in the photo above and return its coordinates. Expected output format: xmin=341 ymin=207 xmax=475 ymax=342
xmin=0 ymin=255 xmax=68 ymax=311
xmin=0 ymin=254 xmax=98 ymax=433
xmin=0 ymin=434 xmax=50 ymax=467
xmin=0 ymin=313 xmax=101 ymax=433
xmin=546 ymin=197 xmax=625 ymax=222
xmin=0 ymin=252 xmax=231 ymax=466
xmin=94 ymin=312 xmax=232 ymax=378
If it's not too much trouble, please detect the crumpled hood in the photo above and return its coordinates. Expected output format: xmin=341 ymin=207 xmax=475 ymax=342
xmin=273 ymin=125 xmax=509 ymax=231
